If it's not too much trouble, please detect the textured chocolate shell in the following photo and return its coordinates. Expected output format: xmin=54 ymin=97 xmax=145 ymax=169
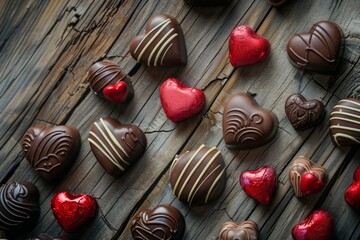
xmin=219 ymin=220 xmax=258 ymax=240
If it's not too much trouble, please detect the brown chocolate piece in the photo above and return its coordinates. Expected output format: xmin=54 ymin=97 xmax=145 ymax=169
xmin=0 ymin=182 xmax=40 ymax=234
xmin=287 ymin=21 xmax=343 ymax=74
xmin=267 ymin=0 xmax=288 ymax=7
xmin=169 ymin=144 xmax=226 ymax=205
xmin=89 ymin=117 xmax=147 ymax=177
xmin=219 ymin=220 xmax=258 ymax=240
xmin=131 ymin=204 xmax=185 ymax=240
xmin=285 ymin=94 xmax=325 ymax=130
xmin=88 ymin=60 xmax=134 ymax=102
xmin=330 ymin=98 xmax=360 ymax=147
xmin=27 ymin=234 xmax=69 ymax=240
xmin=184 ymin=0 xmax=231 ymax=5
xmin=22 ymin=125 xmax=80 ymax=182
xmin=288 ymin=156 xmax=327 ymax=197
xmin=222 ymin=93 xmax=278 ymax=149
xmin=130 ymin=14 xmax=187 ymax=67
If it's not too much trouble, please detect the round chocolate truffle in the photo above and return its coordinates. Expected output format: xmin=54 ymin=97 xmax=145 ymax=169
xmin=0 ymin=182 xmax=40 ymax=234
xmin=88 ymin=60 xmax=134 ymax=103
xmin=170 ymin=144 xmax=226 ymax=205
xmin=131 ymin=204 xmax=185 ymax=240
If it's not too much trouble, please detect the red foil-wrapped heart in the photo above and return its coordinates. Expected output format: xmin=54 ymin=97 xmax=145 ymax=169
xmin=229 ymin=25 xmax=270 ymax=67
xmin=103 ymin=81 xmax=128 ymax=103
xmin=51 ymin=192 xmax=97 ymax=232
xmin=292 ymin=210 xmax=334 ymax=240
xmin=345 ymin=166 xmax=360 ymax=208
xmin=239 ymin=166 xmax=277 ymax=205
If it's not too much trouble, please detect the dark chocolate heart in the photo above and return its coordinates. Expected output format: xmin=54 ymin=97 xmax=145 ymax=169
xmin=88 ymin=60 xmax=134 ymax=103
xmin=330 ymin=98 xmax=360 ymax=147
xmin=222 ymin=93 xmax=278 ymax=149
xmin=89 ymin=117 xmax=147 ymax=177
xmin=0 ymin=181 xmax=39 ymax=234
xmin=287 ymin=21 xmax=343 ymax=73
xmin=285 ymin=94 xmax=325 ymax=130
xmin=219 ymin=220 xmax=258 ymax=240
xmin=22 ymin=125 xmax=80 ymax=182
xmin=129 ymin=14 xmax=187 ymax=67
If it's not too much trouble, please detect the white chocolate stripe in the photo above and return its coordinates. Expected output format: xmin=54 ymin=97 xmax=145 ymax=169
xmin=177 ymin=147 xmax=217 ymax=199
xmin=206 ymin=169 xmax=225 ymax=203
xmin=334 ymin=105 xmax=360 ymax=113
xmin=137 ymin=20 xmax=172 ymax=63
xmin=189 ymin=165 xmax=221 ymax=204
xmin=100 ymin=118 xmax=129 ymax=158
xmin=339 ymin=99 xmax=360 ymax=107
xmin=330 ymin=117 xmax=360 ymax=125
xmin=187 ymin=151 xmax=221 ymax=202
xmin=331 ymin=111 xmax=360 ymax=119
xmin=173 ymin=145 xmax=205 ymax=193
xmin=147 ymin=28 xmax=174 ymax=66
xmin=89 ymin=134 xmax=125 ymax=171
xmin=156 ymin=33 xmax=179 ymax=66
xmin=134 ymin=19 xmax=171 ymax=54
xmin=333 ymin=133 xmax=360 ymax=146
xmin=160 ymin=43 xmax=173 ymax=66
xmin=330 ymin=125 xmax=360 ymax=132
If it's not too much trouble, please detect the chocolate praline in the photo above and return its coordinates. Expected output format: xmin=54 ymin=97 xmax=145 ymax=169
xmin=219 ymin=220 xmax=258 ymax=240
xmin=22 ymin=125 xmax=81 ymax=182
xmin=131 ymin=204 xmax=185 ymax=240
xmin=0 ymin=182 xmax=40 ymax=234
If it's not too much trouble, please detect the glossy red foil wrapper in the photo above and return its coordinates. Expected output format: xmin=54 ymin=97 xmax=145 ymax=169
xmin=51 ymin=192 xmax=97 ymax=232
xmin=300 ymin=172 xmax=324 ymax=195
xmin=240 ymin=166 xmax=277 ymax=205
xmin=345 ymin=166 xmax=360 ymax=208
xmin=292 ymin=210 xmax=334 ymax=240
xmin=229 ymin=25 xmax=270 ymax=67
xmin=103 ymin=81 xmax=128 ymax=103
xmin=160 ymin=78 xmax=205 ymax=122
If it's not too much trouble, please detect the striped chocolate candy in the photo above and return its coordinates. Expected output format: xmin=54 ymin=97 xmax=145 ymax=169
xmin=330 ymin=98 xmax=360 ymax=147
xmin=169 ymin=145 xmax=226 ymax=205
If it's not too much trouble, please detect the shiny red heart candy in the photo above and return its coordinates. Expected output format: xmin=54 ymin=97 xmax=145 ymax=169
xmin=160 ymin=78 xmax=205 ymax=122
xmin=240 ymin=166 xmax=277 ymax=205
xmin=300 ymin=172 xmax=324 ymax=195
xmin=345 ymin=166 xmax=360 ymax=208
xmin=229 ymin=25 xmax=270 ymax=67
xmin=103 ymin=81 xmax=128 ymax=103
xmin=51 ymin=192 xmax=97 ymax=232
xmin=292 ymin=210 xmax=334 ymax=240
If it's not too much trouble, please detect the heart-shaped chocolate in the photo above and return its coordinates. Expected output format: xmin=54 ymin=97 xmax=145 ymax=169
xmin=184 ymin=0 xmax=231 ymax=5
xmin=219 ymin=220 xmax=258 ymax=240
xmin=89 ymin=117 xmax=147 ymax=177
xmin=330 ymin=98 xmax=360 ymax=147
xmin=345 ymin=166 xmax=360 ymax=209
xmin=222 ymin=93 xmax=278 ymax=149
xmin=88 ymin=60 xmax=134 ymax=103
xmin=170 ymin=144 xmax=226 ymax=205
xmin=0 ymin=182 xmax=39 ymax=234
xmin=289 ymin=156 xmax=327 ymax=197
xmin=240 ymin=166 xmax=277 ymax=205
xmin=160 ymin=78 xmax=205 ymax=122
xmin=292 ymin=210 xmax=334 ymax=240
xmin=131 ymin=204 xmax=185 ymax=240
xmin=285 ymin=94 xmax=325 ymax=130
xmin=22 ymin=125 xmax=81 ymax=182
xmin=51 ymin=192 xmax=97 ymax=232
xmin=103 ymin=81 xmax=128 ymax=103
xmin=129 ymin=14 xmax=187 ymax=67
xmin=287 ymin=21 xmax=343 ymax=74
xmin=267 ymin=0 xmax=288 ymax=7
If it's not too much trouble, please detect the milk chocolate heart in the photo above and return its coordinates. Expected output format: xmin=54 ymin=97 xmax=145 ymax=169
xmin=289 ymin=156 xmax=327 ymax=197
xmin=240 ymin=166 xmax=277 ymax=205
xmin=51 ymin=192 xmax=97 ymax=232
xmin=22 ymin=125 xmax=80 ymax=182
xmin=219 ymin=220 xmax=258 ymax=240
xmin=160 ymin=78 xmax=205 ymax=122
xmin=345 ymin=166 xmax=360 ymax=209
xmin=222 ymin=93 xmax=278 ymax=149
xmin=330 ymin=98 xmax=360 ymax=147
xmin=89 ymin=117 xmax=147 ymax=177
xmin=285 ymin=94 xmax=325 ymax=130
xmin=292 ymin=210 xmax=334 ymax=240
xmin=287 ymin=21 xmax=343 ymax=74
xmin=130 ymin=14 xmax=187 ymax=67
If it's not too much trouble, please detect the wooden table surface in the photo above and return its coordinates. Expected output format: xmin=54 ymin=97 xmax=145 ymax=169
xmin=1 ymin=0 xmax=360 ymax=239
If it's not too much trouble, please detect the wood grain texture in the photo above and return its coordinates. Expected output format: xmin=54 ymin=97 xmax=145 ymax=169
xmin=0 ymin=0 xmax=359 ymax=239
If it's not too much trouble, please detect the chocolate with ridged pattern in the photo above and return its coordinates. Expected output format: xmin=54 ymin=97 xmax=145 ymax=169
xmin=219 ymin=220 xmax=258 ymax=240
